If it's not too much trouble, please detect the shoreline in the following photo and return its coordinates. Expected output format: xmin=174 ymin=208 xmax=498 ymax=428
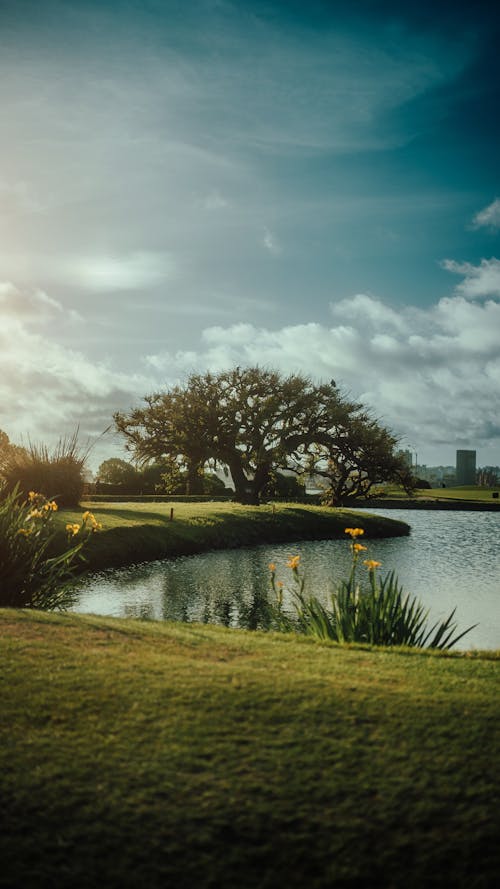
xmin=357 ymin=498 xmax=500 ymax=511
xmin=71 ymin=502 xmax=410 ymax=573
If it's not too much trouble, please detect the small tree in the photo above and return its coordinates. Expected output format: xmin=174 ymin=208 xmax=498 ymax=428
xmin=308 ymin=414 xmax=415 ymax=505
xmin=97 ymin=458 xmax=140 ymax=490
xmin=263 ymin=471 xmax=306 ymax=500
xmin=0 ymin=430 xmax=25 ymax=474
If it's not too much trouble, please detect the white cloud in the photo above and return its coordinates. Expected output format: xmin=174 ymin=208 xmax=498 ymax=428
xmin=0 ymin=281 xmax=83 ymax=323
xmin=65 ymin=252 xmax=177 ymax=292
xmin=330 ymin=293 xmax=408 ymax=333
xmin=0 ymin=281 xmax=58 ymax=318
xmin=144 ymin=286 xmax=500 ymax=461
xmin=0 ymin=281 xmax=156 ymax=467
xmin=262 ymin=227 xmax=281 ymax=255
xmin=471 ymin=198 xmax=500 ymax=230
xmin=441 ymin=258 xmax=500 ymax=299
xmin=0 ymin=251 xmax=177 ymax=294
xmin=3 ymin=260 xmax=500 ymax=470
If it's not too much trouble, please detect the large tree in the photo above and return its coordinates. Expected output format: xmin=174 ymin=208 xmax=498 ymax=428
xmin=115 ymin=368 xmax=327 ymax=502
xmin=114 ymin=368 xmax=410 ymax=504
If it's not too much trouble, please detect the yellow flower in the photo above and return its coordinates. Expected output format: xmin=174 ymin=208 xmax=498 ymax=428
xmin=28 ymin=491 xmax=37 ymax=501
xmin=50 ymin=501 xmax=58 ymax=511
xmin=364 ymin=559 xmax=382 ymax=570
xmin=352 ymin=543 xmax=367 ymax=552
xmin=66 ymin=523 xmax=80 ymax=537
xmin=27 ymin=509 xmax=43 ymax=520
xmin=82 ymin=510 xmax=91 ymax=522
xmin=17 ymin=528 xmax=32 ymax=536
xmin=287 ymin=555 xmax=301 ymax=570
xmin=345 ymin=527 xmax=365 ymax=538
xmin=268 ymin=562 xmax=276 ymax=572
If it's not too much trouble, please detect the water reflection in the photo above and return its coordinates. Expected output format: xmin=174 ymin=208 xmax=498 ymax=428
xmin=71 ymin=509 xmax=500 ymax=650
xmin=116 ymin=549 xmax=277 ymax=630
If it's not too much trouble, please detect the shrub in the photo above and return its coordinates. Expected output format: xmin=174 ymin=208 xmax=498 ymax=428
xmin=0 ymin=487 xmax=101 ymax=609
xmin=0 ymin=431 xmax=88 ymax=507
xmin=269 ymin=529 xmax=476 ymax=650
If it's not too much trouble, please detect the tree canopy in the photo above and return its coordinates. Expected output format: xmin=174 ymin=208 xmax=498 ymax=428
xmin=97 ymin=458 xmax=139 ymax=488
xmin=114 ymin=367 xmax=413 ymax=504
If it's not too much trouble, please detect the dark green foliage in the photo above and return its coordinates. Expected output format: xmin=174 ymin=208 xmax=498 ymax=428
xmin=263 ymin=470 xmax=305 ymax=499
xmin=97 ymin=458 xmax=140 ymax=489
xmin=271 ymin=561 xmax=476 ymax=650
xmin=415 ymin=478 xmax=432 ymax=489
xmin=0 ymin=431 xmax=87 ymax=507
xmin=0 ymin=487 xmax=86 ymax=608
xmin=202 ymin=472 xmax=228 ymax=495
xmin=115 ymin=366 xmax=413 ymax=505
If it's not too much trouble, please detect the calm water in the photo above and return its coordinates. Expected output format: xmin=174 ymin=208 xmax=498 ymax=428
xmin=70 ymin=509 xmax=500 ymax=650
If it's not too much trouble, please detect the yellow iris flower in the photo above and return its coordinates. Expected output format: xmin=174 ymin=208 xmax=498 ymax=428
xmin=344 ymin=527 xmax=365 ymax=538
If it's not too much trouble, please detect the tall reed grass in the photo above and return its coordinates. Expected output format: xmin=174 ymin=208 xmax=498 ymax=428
xmin=0 ymin=430 xmax=88 ymax=507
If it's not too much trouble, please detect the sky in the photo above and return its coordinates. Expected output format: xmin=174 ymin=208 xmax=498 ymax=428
xmin=1 ymin=0 xmax=499 ymax=472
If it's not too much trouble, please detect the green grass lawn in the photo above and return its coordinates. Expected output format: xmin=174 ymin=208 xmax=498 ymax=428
xmin=1 ymin=608 xmax=499 ymax=889
xmin=55 ymin=501 xmax=409 ymax=573
xmin=381 ymin=484 xmax=499 ymax=502
xmin=423 ymin=486 xmax=500 ymax=501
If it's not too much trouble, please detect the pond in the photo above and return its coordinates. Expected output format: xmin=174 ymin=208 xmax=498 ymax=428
xmin=70 ymin=509 xmax=500 ymax=650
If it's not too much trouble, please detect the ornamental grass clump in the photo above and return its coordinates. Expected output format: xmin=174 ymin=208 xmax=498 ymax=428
xmin=269 ymin=528 xmax=476 ymax=650
xmin=0 ymin=487 xmax=102 ymax=609
xmin=0 ymin=430 xmax=88 ymax=507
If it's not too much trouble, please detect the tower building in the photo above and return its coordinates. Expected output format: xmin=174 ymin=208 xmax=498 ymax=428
xmin=456 ymin=450 xmax=476 ymax=485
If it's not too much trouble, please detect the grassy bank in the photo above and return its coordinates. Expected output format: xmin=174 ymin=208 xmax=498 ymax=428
xmin=422 ymin=485 xmax=500 ymax=502
xmin=380 ymin=484 xmax=499 ymax=502
xmin=1 ymin=609 xmax=498 ymax=889
xmin=56 ymin=501 xmax=409 ymax=573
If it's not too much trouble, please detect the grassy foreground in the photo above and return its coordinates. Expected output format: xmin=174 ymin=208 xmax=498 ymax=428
xmin=1 ymin=609 xmax=499 ymax=889
xmin=57 ymin=501 xmax=409 ymax=572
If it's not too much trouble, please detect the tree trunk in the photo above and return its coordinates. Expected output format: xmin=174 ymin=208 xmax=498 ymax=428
xmin=185 ymin=462 xmax=204 ymax=495
xmin=252 ymin=460 xmax=272 ymax=503
xmin=228 ymin=458 xmax=255 ymax=504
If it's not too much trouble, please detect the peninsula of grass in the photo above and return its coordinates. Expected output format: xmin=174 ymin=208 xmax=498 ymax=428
xmin=1 ymin=608 xmax=498 ymax=889
xmin=56 ymin=501 xmax=410 ymax=573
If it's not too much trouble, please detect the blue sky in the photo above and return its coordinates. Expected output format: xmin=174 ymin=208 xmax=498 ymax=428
xmin=1 ymin=0 xmax=499 ymax=470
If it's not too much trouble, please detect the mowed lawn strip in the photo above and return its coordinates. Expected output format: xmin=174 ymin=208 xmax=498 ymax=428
xmin=380 ymin=484 xmax=500 ymax=502
xmin=56 ymin=500 xmax=409 ymax=572
xmin=1 ymin=608 xmax=499 ymax=889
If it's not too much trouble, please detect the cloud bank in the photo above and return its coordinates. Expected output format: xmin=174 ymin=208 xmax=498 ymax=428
xmin=1 ymin=255 xmax=500 ymax=469
xmin=0 ymin=281 xmax=156 ymax=466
